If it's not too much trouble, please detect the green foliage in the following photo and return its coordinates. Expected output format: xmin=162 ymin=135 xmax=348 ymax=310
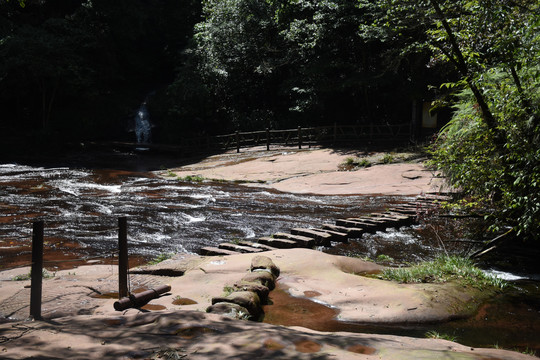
xmin=339 ymin=157 xmax=371 ymax=171
xmin=177 ymin=175 xmax=205 ymax=183
xmin=425 ymin=330 xmax=457 ymax=342
xmin=382 ymin=153 xmax=394 ymax=164
xmin=147 ymin=252 xmax=175 ymax=265
xmin=12 ymin=269 xmax=55 ymax=281
xmin=379 ymin=255 xmax=507 ymax=290
xmin=222 ymin=285 xmax=235 ymax=297
xmin=376 ymin=0 xmax=540 ymax=241
xmin=430 ymin=66 xmax=540 ymax=239
xmin=375 ymin=254 xmax=394 ymax=263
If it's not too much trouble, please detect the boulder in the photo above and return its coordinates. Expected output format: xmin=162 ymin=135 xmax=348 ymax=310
xmin=241 ymin=271 xmax=276 ymax=290
xmin=212 ymin=291 xmax=262 ymax=317
xmin=206 ymin=302 xmax=252 ymax=320
xmin=250 ymin=255 xmax=280 ymax=277
xmin=233 ymin=281 xmax=270 ymax=302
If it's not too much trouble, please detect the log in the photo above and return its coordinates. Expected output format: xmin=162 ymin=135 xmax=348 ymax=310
xmin=114 ymin=284 xmax=171 ymax=311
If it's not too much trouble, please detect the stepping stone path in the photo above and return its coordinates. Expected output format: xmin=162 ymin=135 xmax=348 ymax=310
xmin=199 ymin=194 xmax=449 ymax=256
xmin=206 ymin=255 xmax=280 ymax=320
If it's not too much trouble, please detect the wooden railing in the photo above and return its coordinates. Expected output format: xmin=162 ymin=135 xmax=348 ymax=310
xmin=212 ymin=123 xmax=411 ymax=153
xmin=108 ymin=123 xmax=411 ymax=155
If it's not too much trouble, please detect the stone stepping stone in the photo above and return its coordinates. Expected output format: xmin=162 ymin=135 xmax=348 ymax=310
xmin=218 ymin=242 xmax=264 ymax=253
xmin=364 ymin=214 xmax=409 ymax=228
xmin=335 ymin=219 xmax=378 ymax=233
xmin=200 ymin=247 xmax=240 ymax=256
xmin=321 ymin=223 xmax=365 ymax=238
xmin=311 ymin=228 xmax=348 ymax=243
xmin=272 ymin=232 xmax=315 ymax=248
xmin=345 ymin=218 xmax=388 ymax=231
xmin=388 ymin=206 xmax=418 ymax=215
xmin=290 ymin=228 xmax=332 ymax=246
xmin=237 ymin=241 xmax=277 ymax=251
xmin=257 ymin=236 xmax=297 ymax=249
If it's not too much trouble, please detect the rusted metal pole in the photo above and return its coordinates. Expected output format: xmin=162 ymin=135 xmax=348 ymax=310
xmin=118 ymin=217 xmax=129 ymax=299
xmin=114 ymin=284 xmax=171 ymax=311
xmin=30 ymin=220 xmax=44 ymax=320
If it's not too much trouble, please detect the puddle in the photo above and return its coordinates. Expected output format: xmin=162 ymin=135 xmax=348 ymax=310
xmin=140 ymin=304 xmax=166 ymax=311
xmin=263 ymin=283 xmax=540 ymax=355
xmin=172 ymin=297 xmax=197 ymax=306
xmin=294 ymin=339 xmax=322 ymax=353
xmin=263 ymin=338 xmax=286 ymax=350
xmin=347 ymin=344 xmax=376 ymax=354
xmin=175 ymin=326 xmax=216 ymax=339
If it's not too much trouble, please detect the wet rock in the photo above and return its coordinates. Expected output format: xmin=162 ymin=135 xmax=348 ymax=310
xmin=250 ymin=255 xmax=280 ymax=277
xmin=233 ymin=281 xmax=270 ymax=302
xmin=212 ymin=291 xmax=262 ymax=317
xmin=206 ymin=302 xmax=252 ymax=320
xmin=242 ymin=271 xmax=276 ymax=290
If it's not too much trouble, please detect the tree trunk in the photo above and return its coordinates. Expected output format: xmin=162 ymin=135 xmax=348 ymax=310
xmin=430 ymin=0 xmax=505 ymax=150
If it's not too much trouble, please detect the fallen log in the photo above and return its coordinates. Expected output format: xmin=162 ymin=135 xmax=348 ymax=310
xmin=114 ymin=284 xmax=171 ymax=311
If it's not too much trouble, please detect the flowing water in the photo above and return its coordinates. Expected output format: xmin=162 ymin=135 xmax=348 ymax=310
xmin=0 ymin=161 xmax=412 ymax=270
xmin=1 ymin=155 xmax=539 ymax=354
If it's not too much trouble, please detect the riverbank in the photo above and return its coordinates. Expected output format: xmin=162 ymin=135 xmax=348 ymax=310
xmin=1 ymin=249 xmax=535 ymax=359
xmin=1 ymin=147 xmax=536 ymax=359
xmin=163 ymin=146 xmax=450 ymax=196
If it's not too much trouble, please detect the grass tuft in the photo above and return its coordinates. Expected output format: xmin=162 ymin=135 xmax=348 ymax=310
xmin=147 ymin=252 xmax=175 ymax=265
xmin=379 ymin=255 xmax=507 ymax=290
xmin=425 ymin=330 xmax=457 ymax=342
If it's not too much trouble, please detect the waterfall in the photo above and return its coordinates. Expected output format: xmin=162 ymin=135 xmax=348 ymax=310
xmin=134 ymin=97 xmax=152 ymax=144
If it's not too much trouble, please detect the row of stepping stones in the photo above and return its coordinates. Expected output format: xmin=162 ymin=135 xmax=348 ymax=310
xmin=200 ymin=194 xmax=449 ymax=256
xmin=206 ymin=255 xmax=280 ymax=320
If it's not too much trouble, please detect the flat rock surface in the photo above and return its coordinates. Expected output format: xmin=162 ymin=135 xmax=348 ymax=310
xmin=165 ymin=147 xmax=450 ymax=195
xmin=1 ymin=250 xmax=534 ymax=359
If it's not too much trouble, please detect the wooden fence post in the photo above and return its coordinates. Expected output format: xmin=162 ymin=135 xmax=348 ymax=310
xmin=266 ymin=128 xmax=270 ymax=151
xmin=118 ymin=217 xmax=129 ymax=299
xmin=236 ymin=131 xmax=240 ymax=153
xmin=30 ymin=220 xmax=44 ymax=320
xmin=298 ymin=126 xmax=302 ymax=149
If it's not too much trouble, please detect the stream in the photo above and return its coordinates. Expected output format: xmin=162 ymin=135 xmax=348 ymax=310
xmin=0 ymin=151 xmax=539 ymax=355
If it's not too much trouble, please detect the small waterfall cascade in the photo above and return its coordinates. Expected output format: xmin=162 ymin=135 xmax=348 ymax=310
xmin=134 ymin=97 xmax=152 ymax=144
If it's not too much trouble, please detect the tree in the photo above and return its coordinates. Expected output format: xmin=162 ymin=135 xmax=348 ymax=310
xmin=379 ymin=0 xmax=540 ymax=240
xmin=163 ymin=0 xmax=433 ymax=134
xmin=0 ymin=0 xmax=201 ymax=141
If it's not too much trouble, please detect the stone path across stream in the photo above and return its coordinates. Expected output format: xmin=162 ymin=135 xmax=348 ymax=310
xmin=200 ymin=194 xmax=449 ymax=256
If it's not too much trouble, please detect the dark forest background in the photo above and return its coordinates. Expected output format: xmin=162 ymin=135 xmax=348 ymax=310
xmin=0 ymin=0 xmax=453 ymax=145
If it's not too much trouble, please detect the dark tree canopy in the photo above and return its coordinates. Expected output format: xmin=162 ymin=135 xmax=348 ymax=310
xmin=1 ymin=0 xmax=538 ymax=240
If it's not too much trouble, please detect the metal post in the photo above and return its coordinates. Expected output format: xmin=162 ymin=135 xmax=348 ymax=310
xmin=236 ymin=131 xmax=240 ymax=153
xmin=30 ymin=220 xmax=44 ymax=320
xmin=266 ymin=128 xmax=270 ymax=151
xmin=298 ymin=126 xmax=302 ymax=149
xmin=118 ymin=217 xmax=129 ymax=299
